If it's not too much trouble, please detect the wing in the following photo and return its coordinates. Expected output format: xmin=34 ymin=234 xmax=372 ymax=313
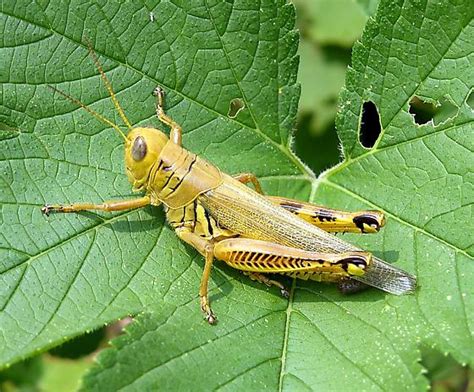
xmin=200 ymin=174 xmax=416 ymax=295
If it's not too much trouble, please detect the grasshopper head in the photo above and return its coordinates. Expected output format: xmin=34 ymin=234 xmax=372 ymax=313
xmin=125 ymin=127 xmax=168 ymax=191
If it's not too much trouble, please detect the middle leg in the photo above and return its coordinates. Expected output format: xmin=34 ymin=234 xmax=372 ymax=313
xmin=244 ymin=271 xmax=290 ymax=298
xmin=175 ymin=227 xmax=217 ymax=324
xmin=42 ymin=195 xmax=151 ymax=215
xmin=234 ymin=173 xmax=264 ymax=194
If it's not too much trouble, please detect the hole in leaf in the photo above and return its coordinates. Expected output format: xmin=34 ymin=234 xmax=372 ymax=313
xmin=228 ymin=98 xmax=245 ymax=118
xmin=359 ymin=101 xmax=381 ymax=148
xmin=409 ymin=97 xmax=436 ymax=125
xmin=467 ymin=90 xmax=474 ymax=111
xmin=294 ymin=113 xmax=340 ymax=174
xmin=49 ymin=327 xmax=106 ymax=359
xmin=420 ymin=345 xmax=472 ymax=390
xmin=0 ymin=357 xmax=42 ymax=387
xmin=434 ymin=97 xmax=457 ymax=124
xmin=324 ymin=96 xmax=338 ymax=106
xmin=409 ymin=96 xmax=457 ymax=126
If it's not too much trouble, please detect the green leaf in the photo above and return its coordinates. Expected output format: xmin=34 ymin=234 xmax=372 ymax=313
xmin=0 ymin=1 xmax=472 ymax=391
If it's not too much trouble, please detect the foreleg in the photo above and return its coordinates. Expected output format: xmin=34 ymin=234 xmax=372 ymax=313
xmin=153 ymin=87 xmax=182 ymax=146
xmin=42 ymin=195 xmax=151 ymax=215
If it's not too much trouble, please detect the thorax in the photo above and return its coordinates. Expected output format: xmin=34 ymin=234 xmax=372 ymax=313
xmin=147 ymin=141 xmax=223 ymax=208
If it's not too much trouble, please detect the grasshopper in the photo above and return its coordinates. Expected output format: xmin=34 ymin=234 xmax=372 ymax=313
xmin=42 ymin=48 xmax=416 ymax=324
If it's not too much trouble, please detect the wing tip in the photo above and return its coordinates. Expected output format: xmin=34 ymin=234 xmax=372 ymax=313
xmin=354 ymin=257 xmax=417 ymax=295
xmin=388 ymin=273 xmax=417 ymax=295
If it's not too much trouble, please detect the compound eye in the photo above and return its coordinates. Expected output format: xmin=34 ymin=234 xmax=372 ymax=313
xmin=132 ymin=136 xmax=147 ymax=161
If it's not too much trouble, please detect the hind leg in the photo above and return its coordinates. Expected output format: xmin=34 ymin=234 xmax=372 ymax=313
xmin=233 ymin=172 xmax=385 ymax=234
xmin=267 ymin=196 xmax=386 ymax=234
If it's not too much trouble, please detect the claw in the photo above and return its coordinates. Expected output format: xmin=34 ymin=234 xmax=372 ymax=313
xmin=41 ymin=204 xmax=51 ymax=216
xmin=152 ymin=86 xmax=164 ymax=98
xmin=280 ymin=288 xmax=290 ymax=299
xmin=41 ymin=204 xmax=63 ymax=215
xmin=200 ymin=296 xmax=217 ymax=325
xmin=205 ymin=311 xmax=217 ymax=325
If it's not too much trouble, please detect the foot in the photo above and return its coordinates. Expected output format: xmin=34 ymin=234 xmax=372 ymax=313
xmin=41 ymin=204 xmax=61 ymax=216
xmin=200 ymin=296 xmax=217 ymax=325
xmin=245 ymin=272 xmax=289 ymax=298
xmin=41 ymin=204 xmax=51 ymax=216
xmin=280 ymin=287 xmax=290 ymax=299
xmin=205 ymin=311 xmax=217 ymax=325
xmin=337 ymin=279 xmax=369 ymax=294
xmin=41 ymin=204 xmax=66 ymax=215
xmin=152 ymin=86 xmax=164 ymax=99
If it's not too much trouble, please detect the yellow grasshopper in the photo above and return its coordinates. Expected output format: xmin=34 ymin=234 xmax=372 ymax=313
xmin=42 ymin=48 xmax=416 ymax=324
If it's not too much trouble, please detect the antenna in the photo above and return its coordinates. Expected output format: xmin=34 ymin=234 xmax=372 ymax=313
xmin=47 ymin=85 xmax=127 ymax=141
xmin=85 ymin=38 xmax=133 ymax=131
